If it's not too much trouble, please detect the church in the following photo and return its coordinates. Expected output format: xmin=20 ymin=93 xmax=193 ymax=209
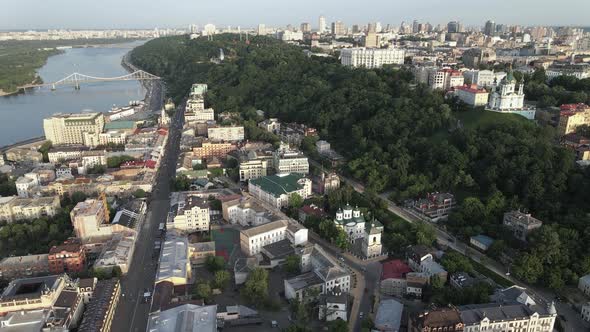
xmin=487 ymin=70 xmax=536 ymax=120
xmin=333 ymin=205 xmax=383 ymax=258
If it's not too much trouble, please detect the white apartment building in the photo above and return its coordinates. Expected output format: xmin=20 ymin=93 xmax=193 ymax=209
xmin=185 ymin=108 xmax=215 ymax=123
xmin=460 ymin=302 xmax=557 ymax=332
xmin=463 ymin=70 xmax=495 ymax=88
xmin=81 ymin=150 xmax=107 ymax=169
xmin=429 ymin=69 xmax=465 ymax=90
xmin=239 ymin=219 xmax=308 ymax=256
xmin=258 ymin=118 xmax=280 ymax=134
xmin=186 ymin=98 xmax=205 ymax=113
xmin=582 ymin=303 xmax=590 ymax=323
xmin=0 ymin=196 xmax=61 ymax=222
xmin=207 ymin=126 xmax=245 ymax=142
xmin=340 ymin=47 xmax=405 ymax=69
xmin=170 ymin=196 xmax=211 ymax=232
xmin=455 ymin=85 xmax=490 ymax=107
xmin=48 ymin=146 xmax=85 ymax=163
xmin=239 ymin=159 xmax=268 ymax=182
xmin=15 ymin=173 xmax=40 ymax=198
xmin=43 ymin=113 xmax=105 ymax=146
xmin=248 ymin=173 xmax=312 ymax=209
xmin=273 ymin=143 xmax=309 ymax=174
xmin=222 ymin=196 xmax=276 ymax=226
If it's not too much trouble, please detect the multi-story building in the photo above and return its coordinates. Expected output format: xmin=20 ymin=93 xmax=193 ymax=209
xmin=407 ymin=245 xmax=447 ymax=281
xmin=70 ymin=196 xmax=133 ymax=243
xmin=94 ymin=233 xmax=136 ymax=274
xmin=317 ymin=172 xmax=340 ymax=194
xmin=318 ymin=286 xmax=348 ymax=322
xmin=248 ymin=173 xmax=312 ymax=209
xmin=503 ymin=210 xmax=543 ymax=241
xmin=81 ymin=150 xmax=107 ymax=169
xmin=222 ymin=195 xmax=277 ymax=226
xmin=578 ymin=274 xmax=590 ymax=297
xmin=460 ymin=302 xmax=557 ymax=332
xmin=239 ymin=219 xmax=308 ymax=256
xmin=48 ymin=145 xmax=87 ymax=163
xmin=331 ymin=21 xmax=346 ymax=36
xmin=0 ymin=195 xmax=60 ymax=222
xmin=78 ymin=279 xmax=120 ymax=332
xmin=207 ymin=126 xmax=245 ymax=142
xmin=285 ymin=244 xmax=350 ymax=301
xmin=193 ymin=141 xmax=238 ymax=159
xmin=43 ymin=113 xmax=105 ymax=146
xmin=582 ymin=302 xmax=590 ymax=323
xmin=409 ymin=307 xmax=464 ymax=332
xmin=341 ymin=47 xmax=405 ymax=68
xmin=188 ymin=241 xmax=216 ymax=265
xmin=15 ymin=173 xmax=40 ymax=198
xmin=411 ymin=192 xmax=456 ymax=222
xmin=239 ymin=159 xmax=268 ymax=181
xmin=462 ymin=48 xmax=496 ymax=68
xmin=547 ymin=63 xmax=590 ymax=80
xmin=488 ymin=71 xmax=535 ymax=120
xmin=301 ymin=23 xmax=311 ymax=33
xmin=170 ymin=195 xmax=210 ymax=232
xmin=463 ymin=70 xmax=495 ymax=88
xmin=558 ymin=103 xmax=590 ymax=136
xmin=454 ymin=84 xmax=490 ymax=107
xmin=429 ymin=69 xmax=464 ymax=90
xmin=380 ymin=259 xmax=412 ymax=297
xmin=48 ymin=240 xmax=86 ymax=274
xmin=148 ymin=304 xmax=217 ymax=332
xmin=0 ymin=254 xmax=50 ymax=280
xmin=273 ymin=143 xmax=309 ymax=175
xmin=0 ymin=275 xmax=69 ymax=313
xmin=258 ymin=118 xmax=281 ymax=134
xmin=157 ymin=231 xmax=192 ymax=285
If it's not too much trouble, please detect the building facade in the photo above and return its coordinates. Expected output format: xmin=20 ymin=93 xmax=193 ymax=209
xmin=207 ymin=126 xmax=245 ymax=141
xmin=248 ymin=173 xmax=312 ymax=209
xmin=171 ymin=196 xmax=210 ymax=232
xmin=558 ymin=103 xmax=590 ymax=136
xmin=43 ymin=113 xmax=105 ymax=146
xmin=455 ymin=84 xmax=490 ymax=107
xmin=341 ymin=47 xmax=405 ymax=68
xmin=48 ymin=241 xmax=86 ymax=274
xmin=503 ymin=210 xmax=543 ymax=241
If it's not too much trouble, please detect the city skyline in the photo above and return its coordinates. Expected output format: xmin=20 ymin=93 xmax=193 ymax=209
xmin=1 ymin=0 xmax=590 ymax=30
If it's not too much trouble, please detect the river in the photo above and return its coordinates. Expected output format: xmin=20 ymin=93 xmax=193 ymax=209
xmin=0 ymin=40 xmax=146 ymax=146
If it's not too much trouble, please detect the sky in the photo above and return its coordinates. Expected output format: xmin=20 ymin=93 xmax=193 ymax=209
xmin=1 ymin=0 xmax=589 ymax=30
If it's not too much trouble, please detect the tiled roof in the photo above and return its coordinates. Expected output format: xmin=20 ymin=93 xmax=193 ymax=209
xmin=249 ymin=173 xmax=306 ymax=197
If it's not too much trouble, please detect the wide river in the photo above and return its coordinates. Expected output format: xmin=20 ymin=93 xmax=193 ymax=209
xmin=0 ymin=40 xmax=146 ymax=146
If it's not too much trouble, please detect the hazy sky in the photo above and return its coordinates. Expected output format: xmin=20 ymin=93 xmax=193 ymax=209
xmin=2 ymin=0 xmax=589 ymax=30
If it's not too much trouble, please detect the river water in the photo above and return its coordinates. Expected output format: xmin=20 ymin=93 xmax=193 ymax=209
xmin=0 ymin=41 xmax=146 ymax=146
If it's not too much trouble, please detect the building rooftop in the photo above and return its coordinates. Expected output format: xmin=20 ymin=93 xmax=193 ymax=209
xmin=374 ymin=299 xmax=404 ymax=331
xmin=240 ymin=220 xmax=288 ymax=238
xmin=459 ymin=302 xmax=552 ymax=325
xmin=1 ymin=275 xmax=61 ymax=300
xmin=285 ymin=271 xmax=324 ymax=291
xmin=470 ymin=234 xmax=495 ymax=247
xmin=147 ymin=304 xmax=217 ymax=332
xmin=413 ymin=308 xmax=462 ymax=328
xmin=191 ymin=241 xmax=216 ymax=252
xmin=504 ymin=210 xmax=543 ymax=226
xmin=0 ymin=254 xmax=49 ymax=269
xmin=0 ymin=309 xmax=50 ymax=332
xmin=249 ymin=173 xmax=307 ymax=197
xmin=157 ymin=232 xmax=190 ymax=284
xmin=48 ymin=112 xmax=101 ymax=120
xmin=381 ymin=259 xmax=412 ymax=280
xmin=78 ymin=279 xmax=120 ymax=332
xmin=261 ymin=239 xmax=294 ymax=260
xmin=104 ymin=120 xmax=136 ymax=131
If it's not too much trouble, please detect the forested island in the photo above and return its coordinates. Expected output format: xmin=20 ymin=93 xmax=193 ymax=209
xmin=130 ymin=34 xmax=590 ymax=291
xmin=0 ymin=38 xmax=140 ymax=95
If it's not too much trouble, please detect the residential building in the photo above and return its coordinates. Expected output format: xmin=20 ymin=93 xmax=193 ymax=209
xmin=341 ymin=47 xmax=405 ymax=68
xmin=193 ymin=141 xmax=237 ymax=159
xmin=70 ymin=197 xmax=110 ymax=242
xmin=579 ymin=274 xmax=590 ymax=297
xmin=207 ymin=126 xmax=245 ymax=141
xmin=319 ymin=16 xmax=327 ymax=34
xmin=0 ymin=195 xmax=60 ymax=223
xmin=0 ymin=309 xmax=51 ymax=331
xmin=147 ymin=304 xmax=218 ymax=332
xmin=48 ymin=240 xmax=86 ymax=274
xmin=239 ymin=159 xmax=268 ymax=181
xmin=331 ymin=21 xmax=345 ymax=36
xmin=317 ymin=172 xmax=340 ymax=194
xmin=503 ymin=210 xmax=543 ymax=241
xmin=78 ymin=279 xmax=120 ymax=332
xmin=374 ymin=299 xmax=404 ymax=332
xmin=558 ymin=103 xmax=590 ymax=136
xmin=81 ymin=150 xmax=107 ymax=169
xmin=409 ymin=307 xmax=464 ymax=332
xmin=16 ymin=172 xmax=40 ymax=197
xmin=547 ymin=63 xmax=590 ymax=80
xmin=285 ymin=244 xmax=351 ymax=301
xmin=429 ymin=69 xmax=464 ymax=90
xmin=380 ymin=259 xmax=412 ymax=297
xmin=77 ymin=278 xmax=97 ymax=304
xmin=239 ymin=219 xmax=308 ymax=256
xmin=157 ymin=231 xmax=192 ymax=286
xmin=186 ymin=107 xmax=215 ymax=123
xmin=93 ymin=233 xmax=136 ymax=274
xmin=0 ymin=254 xmax=50 ymax=280
xmin=43 ymin=113 xmax=105 ymax=146
xmin=273 ymin=143 xmax=309 ymax=174
xmin=258 ymin=118 xmax=281 ymax=134
xmin=407 ymin=245 xmax=447 ymax=281
xmin=318 ymin=286 xmax=348 ymax=322
xmin=411 ymin=192 xmax=456 ymax=222
xmin=582 ymin=302 xmax=590 ymax=323
xmin=47 ymin=145 xmax=87 ymax=163
xmin=488 ymin=70 xmax=535 ymax=120
xmin=454 ymin=84 xmax=490 ymax=107
xmin=279 ymin=122 xmax=317 ymax=146
xmin=46 ymin=286 xmax=85 ymax=330
xmin=189 ymin=241 xmax=216 ymax=265
xmin=469 ymin=235 xmax=494 ymax=251
xmin=462 ymin=48 xmax=496 ymax=68
xmin=222 ymin=195 xmax=277 ymax=226
xmin=298 ymin=204 xmax=328 ymax=223
xmin=316 ymin=140 xmax=331 ymax=154
xmin=248 ymin=173 xmax=312 ymax=209
xmin=364 ymin=31 xmax=379 ymax=48
xmin=0 ymin=275 xmax=69 ymax=313
xmin=463 ymin=70 xmax=495 ymax=88
xmin=170 ymin=195 xmax=210 ymax=232
xmin=460 ymin=302 xmax=557 ymax=332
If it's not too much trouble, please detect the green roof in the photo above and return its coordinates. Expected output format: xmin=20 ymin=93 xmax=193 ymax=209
xmin=250 ymin=174 xmax=306 ymax=197
xmin=105 ymin=120 xmax=136 ymax=130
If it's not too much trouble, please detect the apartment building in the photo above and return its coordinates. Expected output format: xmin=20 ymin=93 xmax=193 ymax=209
xmin=81 ymin=150 xmax=107 ymax=169
xmin=503 ymin=210 xmax=543 ymax=241
xmin=0 ymin=275 xmax=68 ymax=314
xmin=240 ymin=220 xmax=289 ymax=256
xmin=43 ymin=113 xmax=105 ymax=146
xmin=409 ymin=308 xmax=464 ymax=332
xmin=248 ymin=173 xmax=312 ymax=209
xmin=70 ymin=196 xmax=134 ymax=243
xmin=185 ymin=108 xmax=215 ymax=123
xmin=460 ymin=302 xmax=557 ymax=332
xmin=258 ymin=118 xmax=281 ymax=134
xmin=463 ymin=69 xmax=495 ymax=88
xmin=207 ymin=126 xmax=245 ymax=141
xmin=15 ymin=173 xmax=40 ymax=198
xmin=273 ymin=143 xmax=309 ymax=174
xmin=380 ymin=259 xmax=412 ymax=297
xmin=558 ymin=103 xmax=590 ymax=136
xmin=411 ymin=192 xmax=456 ymax=222
xmin=48 ymin=240 xmax=86 ymax=274
xmin=170 ymin=195 xmax=210 ymax=232
xmin=340 ymin=47 xmax=405 ymax=68
xmin=239 ymin=159 xmax=268 ymax=181
xmin=48 ymin=146 xmax=87 ymax=163
xmin=78 ymin=279 xmax=120 ymax=332
xmin=221 ymin=195 xmax=276 ymax=226
xmin=455 ymin=84 xmax=490 ymax=107
xmin=429 ymin=69 xmax=465 ymax=90
xmin=193 ymin=141 xmax=237 ymax=159
xmin=0 ymin=196 xmax=60 ymax=222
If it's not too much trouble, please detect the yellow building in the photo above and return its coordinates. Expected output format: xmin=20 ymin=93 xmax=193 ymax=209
xmin=43 ymin=113 xmax=105 ymax=146
xmin=558 ymin=104 xmax=590 ymax=136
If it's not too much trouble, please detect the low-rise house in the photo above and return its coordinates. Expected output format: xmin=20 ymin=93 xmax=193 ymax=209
xmin=407 ymin=245 xmax=447 ymax=282
xmin=374 ymin=298 xmax=404 ymax=332
xmin=258 ymin=118 xmax=281 ymax=134
xmin=469 ymin=234 xmax=494 ymax=251
xmin=503 ymin=210 xmax=543 ymax=241
xmin=298 ymin=204 xmax=328 ymax=223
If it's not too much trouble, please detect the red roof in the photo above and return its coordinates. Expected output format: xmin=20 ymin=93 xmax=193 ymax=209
xmin=456 ymin=84 xmax=487 ymax=94
xmin=146 ymin=160 xmax=157 ymax=169
xmin=157 ymin=128 xmax=168 ymax=136
xmin=381 ymin=259 xmax=412 ymax=280
xmin=299 ymin=204 xmax=328 ymax=218
xmin=560 ymin=103 xmax=589 ymax=111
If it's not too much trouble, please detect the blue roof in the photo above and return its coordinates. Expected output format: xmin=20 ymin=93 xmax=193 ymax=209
xmin=471 ymin=235 xmax=494 ymax=247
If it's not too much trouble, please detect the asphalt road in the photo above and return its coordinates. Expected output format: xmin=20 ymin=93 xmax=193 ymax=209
xmin=111 ymin=91 xmax=184 ymax=332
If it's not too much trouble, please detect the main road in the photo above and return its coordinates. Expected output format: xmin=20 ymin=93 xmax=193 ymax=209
xmin=112 ymin=94 xmax=185 ymax=332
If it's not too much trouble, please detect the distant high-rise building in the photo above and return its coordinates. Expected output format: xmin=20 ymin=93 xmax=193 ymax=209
xmin=365 ymin=31 xmax=379 ymax=48
xmin=319 ymin=15 xmax=327 ymax=34
xmin=301 ymin=22 xmax=311 ymax=33
xmin=331 ymin=21 xmax=346 ymax=36
xmin=412 ymin=20 xmax=420 ymax=33
xmin=447 ymin=21 xmax=461 ymax=33
xmin=352 ymin=25 xmax=360 ymax=34
xmin=484 ymin=20 xmax=496 ymax=36
xmin=375 ymin=22 xmax=383 ymax=33
xmin=257 ymin=24 xmax=266 ymax=36
xmin=368 ymin=23 xmax=376 ymax=33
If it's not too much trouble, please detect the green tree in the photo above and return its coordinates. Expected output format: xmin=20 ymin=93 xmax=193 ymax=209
xmin=289 ymin=193 xmax=304 ymax=209
xmin=328 ymin=319 xmax=348 ymax=332
xmin=194 ymin=281 xmax=212 ymax=301
xmin=241 ymin=268 xmax=269 ymax=305
xmin=513 ymin=253 xmax=543 ymax=284
xmin=205 ymin=255 xmax=226 ymax=272
xmin=133 ymin=189 xmax=146 ymax=198
xmin=284 ymin=255 xmax=301 ymax=274
xmin=213 ymin=270 xmax=230 ymax=290
xmin=441 ymin=251 xmax=474 ymax=274
xmin=38 ymin=141 xmax=52 ymax=162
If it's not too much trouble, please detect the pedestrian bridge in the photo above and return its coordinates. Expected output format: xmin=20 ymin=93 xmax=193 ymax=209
xmin=23 ymin=70 xmax=160 ymax=90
